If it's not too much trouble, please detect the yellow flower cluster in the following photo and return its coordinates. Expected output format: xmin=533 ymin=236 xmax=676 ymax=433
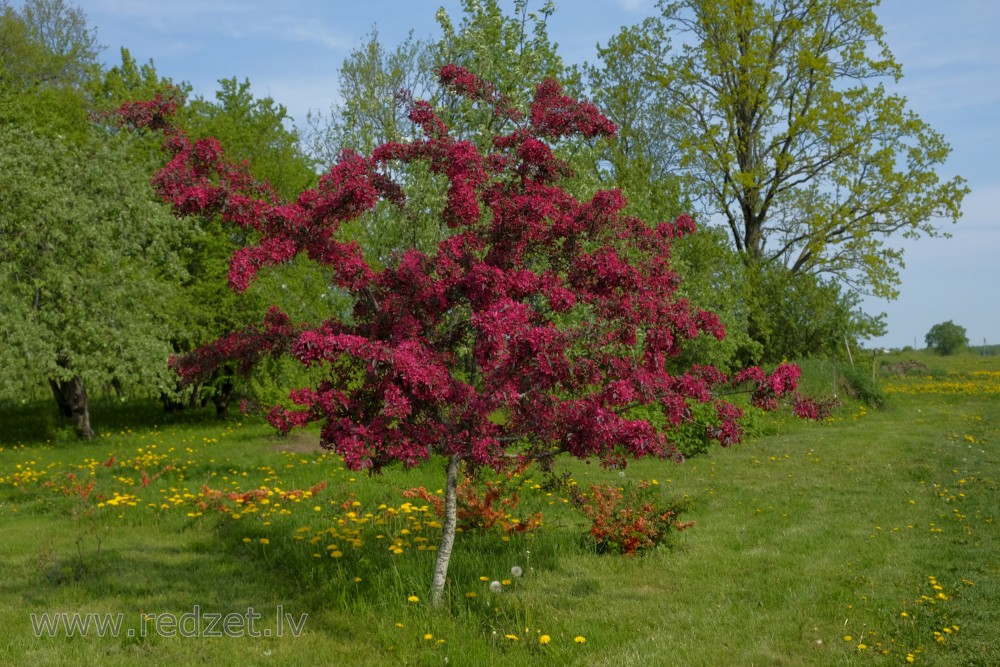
xmin=884 ymin=369 xmax=1000 ymax=395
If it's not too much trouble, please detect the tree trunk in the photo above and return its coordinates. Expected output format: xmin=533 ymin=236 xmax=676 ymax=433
xmin=213 ymin=377 xmax=236 ymax=420
xmin=49 ymin=375 xmax=95 ymax=440
xmin=49 ymin=378 xmax=73 ymax=418
xmin=430 ymin=455 xmax=462 ymax=607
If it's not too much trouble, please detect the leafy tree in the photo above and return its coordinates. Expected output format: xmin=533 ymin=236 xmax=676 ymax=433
xmin=925 ymin=321 xmax=967 ymax=356
xmin=0 ymin=1 xmax=194 ymax=436
xmin=0 ymin=125 xmax=188 ymax=438
xmin=185 ymin=77 xmax=316 ymax=199
xmin=586 ymin=23 xmax=760 ymax=369
xmin=585 ymin=18 xmax=683 ymax=225
xmin=739 ymin=262 xmax=883 ymax=363
xmin=119 ymin=66 xmax=818 ymax=605
xmin=0 ymin=0 xmax=96 ymax=137
xmin=433 ymin=0 xmax=571 ymax=141
xmin=621 ymin=0 xmax=967 ymax=300
xmin=306 ymin=27 xmax=435 ymax=165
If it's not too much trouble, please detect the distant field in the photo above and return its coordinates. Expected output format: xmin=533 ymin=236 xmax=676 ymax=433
xmin=1 ymin=351 xmax=998 ymax=666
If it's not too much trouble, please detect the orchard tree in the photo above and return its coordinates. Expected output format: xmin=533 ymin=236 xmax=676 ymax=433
xmin=0 ymin=126 xmax=188 ymax=438
xmin=621 ymin=0 xmax=967 ymax=300
xmin=0 ymin=0 xmax=192 ymax=436
xmin=925 ymin=320 xmax=967 ymax=356
xmin=118 ymin=67 xmax=817 ymax=605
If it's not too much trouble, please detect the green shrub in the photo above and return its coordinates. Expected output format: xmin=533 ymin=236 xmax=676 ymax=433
xmin=840 ymin=365 xmax=887 ymax=409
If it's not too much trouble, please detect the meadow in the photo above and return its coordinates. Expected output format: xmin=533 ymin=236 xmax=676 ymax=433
xmin=1 ymin=351 xmax=997 ymax=666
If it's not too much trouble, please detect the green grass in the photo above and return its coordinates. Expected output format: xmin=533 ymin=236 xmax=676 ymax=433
xmin=1 ymin=352 xmax=998 ymax=666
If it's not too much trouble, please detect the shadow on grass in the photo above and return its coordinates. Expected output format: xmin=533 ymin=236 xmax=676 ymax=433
xmin=0 ymin=399 xmax=245 ymax=447
xmin=2 ymin=503 xmax=578 ymax=634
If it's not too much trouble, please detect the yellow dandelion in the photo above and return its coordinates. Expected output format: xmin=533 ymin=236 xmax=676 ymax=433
xmin=574 ymin=636 xmax=587 ymax=644
xmin=408 ymin=595 xmax=420 ymax=603
xmin=539 ymin=634 xmax=551 ymax=645
xmin=423 ymin=633 xmax=433 ymax=640
xmin=505 ymin=634 xmax=519 ymax=641
xmin=242 ymin=537 xmax=252 ymax=543
xmin=843 ymin=635 xmax=852 ymax=642
xmin=259 ymin=538 xmax=270 ymax=545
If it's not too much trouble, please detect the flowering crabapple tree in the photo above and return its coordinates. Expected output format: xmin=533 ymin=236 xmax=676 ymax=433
xmin=117 ymin=65 xmax=815 ymax=606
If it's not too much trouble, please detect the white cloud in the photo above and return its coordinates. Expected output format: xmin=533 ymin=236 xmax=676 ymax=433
xmin=614 ymin=0 xmax=654 ymax=11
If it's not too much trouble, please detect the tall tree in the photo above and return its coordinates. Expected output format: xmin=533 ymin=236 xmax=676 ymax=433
xmin=14 ymin=0 xmax=98 ymax=84
xmin=627 ymin=0 xmax=967 ymax=300
xmin=0 ymin=0 xmax=96 ymax=137
xmin=0 ymin=125 xmax=188 ymax=437
xmin=586 ymin=21 xmax=762 ymax=367
xmin=586 ymin=18 xmax=683 ymax=224
xmin=185 ymin=77 xmax=316 ymax=199
xmin=0 ymin=1 xmax=192 ymax=436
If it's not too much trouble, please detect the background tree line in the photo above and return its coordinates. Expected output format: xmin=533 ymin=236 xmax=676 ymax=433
xmin=0 ymin=0 xmax=966 ymax=438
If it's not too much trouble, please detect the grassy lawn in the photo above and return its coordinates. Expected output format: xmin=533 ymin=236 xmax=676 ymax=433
xmin=1 ymin=351 xmax=998 ymax=666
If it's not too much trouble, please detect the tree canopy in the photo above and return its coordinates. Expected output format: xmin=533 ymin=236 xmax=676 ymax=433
xmin=0 ymin=124 xmax=189 ymax=437
xmin=925 ymin=320 xmax=968 ymax=356
xmin=0 ymin=0 xmax=200 ymax=436
xmin=618 ymin=0 xmax=967 ymax=300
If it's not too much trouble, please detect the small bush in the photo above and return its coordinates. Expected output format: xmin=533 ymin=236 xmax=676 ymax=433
xmin=572 ymin=481 xmax=691 ymax=556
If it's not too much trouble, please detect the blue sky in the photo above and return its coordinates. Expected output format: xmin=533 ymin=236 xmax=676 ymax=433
xmin=74 ymin=0 xmax=999 ymax=349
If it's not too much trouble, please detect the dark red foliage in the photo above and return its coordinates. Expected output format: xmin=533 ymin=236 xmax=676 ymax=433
xmin=118 ymin=65 xmax=813 ymax=474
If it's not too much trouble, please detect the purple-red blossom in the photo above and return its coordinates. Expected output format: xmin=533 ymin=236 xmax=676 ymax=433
xmin=119 ymin=64 xmax=818 ymax=475
xmin=530 ymin=78 xmax=617 ymax=139
xmin=169 ymin=307 xmax=297 ymax=383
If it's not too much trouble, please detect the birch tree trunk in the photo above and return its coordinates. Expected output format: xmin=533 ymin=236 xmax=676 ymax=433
xmin=429 ymin=454 xmax=462 ymax=607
